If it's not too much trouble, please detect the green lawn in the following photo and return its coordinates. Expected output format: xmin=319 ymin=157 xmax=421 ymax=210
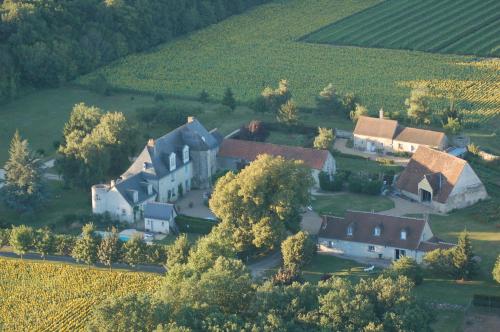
xmin=302 ymin=254 xmax=380 ymax=283
xmin=266 ymin=131 xmax=312 ymax=147
xmin=334 ymin=152 xmax=404 ymax=174
xmin=0 ymin=180 xmax=90 ymax=230
xmin=311 ymin=193 xmax=395 ymax=217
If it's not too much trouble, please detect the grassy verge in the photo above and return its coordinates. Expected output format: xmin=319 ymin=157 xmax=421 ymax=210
xmin=311 ymin=193 xmax=394 ymax=217
xmin=302 ymin=254 xmax=381 ymax=283
xmin=175 ymin=214 xmax=218 ymax=235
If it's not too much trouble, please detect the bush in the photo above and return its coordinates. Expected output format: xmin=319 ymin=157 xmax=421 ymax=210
xmin=347 ymin=176 xmax=382 ymax=195
xmin=238 ymin=120 xmax=269 ymax=141
xmin=271 ymin=267 xmax=303 ymax=285
xmin=388 ymin=257 xmax=423 ymax=285
xmin=319 ymin=171 xmax=344 ymax=192
xmin=424 ymin=248 xmax=455 ymax=277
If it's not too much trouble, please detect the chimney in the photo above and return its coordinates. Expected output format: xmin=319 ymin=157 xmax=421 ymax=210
xmin=187 ymin=116 xmax=195 ymax=123
xmin=147 ymin=138 xmax=155 ymax=147
xmin=110 ymin=180 xmax=116 ymax=187
xmin=379 ymin=108 xmax=384 ymax=119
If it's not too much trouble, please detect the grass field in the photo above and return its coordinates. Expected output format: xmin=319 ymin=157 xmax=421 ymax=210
xmin=304 ymin=0 xmax=500 ymax=58
xmin=311 ymin=193 xmax=394 ymax=217
xmin=0 ymin=257 xmax=161 ymax=331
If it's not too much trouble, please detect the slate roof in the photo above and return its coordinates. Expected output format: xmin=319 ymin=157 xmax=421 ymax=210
xmin=396 ymin=146 xmax=468 ymax=203
xmin=114 ymin=172 xmax=156 ymax=205
xmin=122 ymin=118 xmax=219 ymax=180
xmin=394 ymin=126 xmax=446 ymax=147
xmin=218 ymin=138 xmax=329 ymax=170
xmin=143 ymin=202 xmax=175 ymax=220
xmin=353 ymin=116 xmax=399 ymax=139
xmin=318 ymin=211 xmax=427 ymax=251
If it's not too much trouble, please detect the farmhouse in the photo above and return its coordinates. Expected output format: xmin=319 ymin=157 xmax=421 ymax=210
xmin=217 ymin=138 xmax=336 ymax=188
xmin=353 ymin=114 xmax=447 ymax=154
xmin=318 ymin=211 xmax=454 ymax=263
xmin=92 ymin=118 xmax=336 ymax=222
xmin=395 ymin=146 xmax=488 ymax=213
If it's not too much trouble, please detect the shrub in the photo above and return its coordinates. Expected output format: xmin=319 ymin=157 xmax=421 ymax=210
xmin=271 ymin=267 xmax=303 ymax=285
xmin=493 ymin=255 xmax=500 ymax=284
xmin=198 ymin=89 xmax=209 ymax=103
xmin=319 ymin=171 xmax=344 ymax=192
xmin=347 ymin=175 xmax=382 ymax=195
xmin=388 ymin=257 xmax=423 ymax=285
xmin=238 ymin=120 xmax=269 ymax=141
xmin=424 ymin=248 xmax=455 ymax=277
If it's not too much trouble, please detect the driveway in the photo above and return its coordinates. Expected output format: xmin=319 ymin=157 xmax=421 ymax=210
xmin=382 ymin=196 xmax=445 ymax=217
xmin=175 ymin=189 xmax=216 ymax=219
xmin=334 ymin=138 xmax=409 ymax=166
xmin=301 ymin=210 xmax=323 ymax=235
xmin=248 ymin=251 xmax=281 ymax=279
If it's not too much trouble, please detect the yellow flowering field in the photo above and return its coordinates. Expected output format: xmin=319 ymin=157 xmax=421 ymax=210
xmin=0 ymin=258 xmax=162 ymax=331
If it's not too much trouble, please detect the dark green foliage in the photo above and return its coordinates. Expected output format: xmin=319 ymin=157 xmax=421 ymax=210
xmin=97 ymin=228 xmax=122 ymax=269
xmin=0 ymin=0 xmax=271 ymax=103
xmin=55 ymin=234 xmax=77 ymax=256
xmin=2 ymin=131 xmax=45 ymax=211
xmin=347 ymin=175 xmax=382 ymax=195
xmin=281 ymin=231 xmax=316 ymax=272
xmin=145 ymin=243 xmax=168 ymax=265
xmin=388 ymin=257 xmax=424 ymax=285
xmin=424 ymin=248 xmax=455 ymax=277
xmin=89 ymin=74 xmax=111 ymax=96
xmin=271 ymin=267 xmax=303 ymax=286
xmin=34 ymin=227 xmax=56 ymax=259
xmin=122 ymin=234 xmax=147 ymax=267
xmin=0 ymin=228 xmax=11 ymax=249
xmin=71 ymin=223 xmax=99 ymax=267
xmin=452 ymin=230 xmax=478 ymax=280
xmin=9 ymin=225 xmax=34 ymax=258
xmin=166 ymin=234 xmax=191 ymax=269
xmin=198 ymin=89 xmax=210 ymax=103
xmin=175 ymin=215 xmax=217 ymax=235
xmin=319 ymin=171 xmax=344 ymax=192
xmin=238 ymin=120 xmax=269 ymax=142
xmin=135 ymin=105 xmax=192 ymax=128
xmin=221 ymin=87 xmax=236 ymax=110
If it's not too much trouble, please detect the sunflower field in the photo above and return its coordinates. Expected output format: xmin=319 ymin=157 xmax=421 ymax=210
xmin=0 ymin=258 xmax=162 ymax=331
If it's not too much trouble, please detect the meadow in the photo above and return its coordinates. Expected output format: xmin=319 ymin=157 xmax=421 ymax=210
xmin=0 ymin=258 xmax=161 ymax=331
xmin=304 ymin=0 xmax=500 ymax=58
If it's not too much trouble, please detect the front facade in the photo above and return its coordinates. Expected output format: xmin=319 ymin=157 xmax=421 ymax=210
xmin=318 ymin=211 xmax=454 ymax=263
xmin=217 ymin=138 xmax=336 ymax=188
xmin=396 ymin=146 xmax=488 ymax=212
xmin=353 ymin=115 xmax=447 ymax=154
xmin=91 ymin=117 xmax=222 ymax=223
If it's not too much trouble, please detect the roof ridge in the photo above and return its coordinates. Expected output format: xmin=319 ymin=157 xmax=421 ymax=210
xmin=346 ymin=209 xmax=426 ymax=222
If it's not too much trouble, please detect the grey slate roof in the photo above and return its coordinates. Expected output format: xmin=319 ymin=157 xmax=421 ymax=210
xmin=114 ymin=172 xmax=156 ymax=205
xmin=122 ymin=118 xmax=219 ymax=180
xmin=144 ymin=202 xmax=175 ymax=220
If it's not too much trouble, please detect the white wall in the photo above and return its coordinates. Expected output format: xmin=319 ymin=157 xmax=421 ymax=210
xmin=353 ymin=134 xmax=393 ymax=153
xmin=145 ymin=217 xmax=171 ymax=234
xmin=158 ymin=162 xmax=193 ymax=202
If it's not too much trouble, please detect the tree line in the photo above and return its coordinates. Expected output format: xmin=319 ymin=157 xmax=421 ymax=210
xmin=0 ymin=0 xmax=271 ymax=103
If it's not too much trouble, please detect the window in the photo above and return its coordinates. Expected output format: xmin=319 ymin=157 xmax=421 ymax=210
xmin=401 ymin=230 xmax=407 ymax=240
xmin=183 ymin=146 xmax=189 ymax=163
xmin=347 ymin=226 xmax=353 ymax=236
xmin=169 ymin=153 xmax=176 ymax=171
xmin=374 ymin=226 xmax=381 ymax=236
xmin=368 ymin=245 xmax=375 ymax=252
xmin=95 ymin=194 xmax=100 ymax=201
xmin=162 ymin=222 xmax=165 ymax=227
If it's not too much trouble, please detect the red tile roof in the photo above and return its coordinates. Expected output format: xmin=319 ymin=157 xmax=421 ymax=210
xmin=394 ymin=126 xmax=446 ymax=147
xmin=218 ymin=139 xmax=329 ymax=170
xmin=318 ymin=211 xmax=427 ymax=250
xmin=353 ymin=116 xmax=398 ymax=139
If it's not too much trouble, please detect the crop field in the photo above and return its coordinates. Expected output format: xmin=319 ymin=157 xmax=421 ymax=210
xmin=304 ymin=0 xmax=500 ymax=58
xmin=0 ymin=258 xmax=161 ymax=331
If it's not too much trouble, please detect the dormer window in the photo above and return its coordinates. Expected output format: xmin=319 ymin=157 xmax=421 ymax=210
xmin=400 ymin=230 xmax=407 ymax=240
xmin=183 ymin=145 xmax=189 ymax=163
xmin=169 ymin=152 xmax=176 ymax=171
xmin=347 ymin=226 xmax=353 ymax=236
xmin=374 ymin=226 xmax=381 ymax=236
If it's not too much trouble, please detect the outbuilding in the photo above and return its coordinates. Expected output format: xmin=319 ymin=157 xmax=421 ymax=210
xmin=143 ymin=202 xmax=177 ymax=234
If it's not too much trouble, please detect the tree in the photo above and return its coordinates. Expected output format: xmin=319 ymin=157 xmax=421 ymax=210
xmin=261 ymin=79 xmax=292 ymax=112
xmin=313 ymin=127 xmax=334 ymax=150
xmin=9 ymin=225 xmax=34 ymax=259
xmin=316 ymin=83 xmax=341 ymax=113
xmin=72 ymin=223 xmax=99 ymax=267
xmin=424 ymin=248 xmax=455 ymax=276
xmin=97 ymin=227 xmax=121 ymax=270
xmin=209 ymin=155 xmax=314 ymax=252
xmin=34 ymin=228 xmax=55 ymax=259
xmin=276 ymin=99 xmax=299 ymax=126
xmin=388 ymin=256 xmax=423 ymax=285
xmin=281 ymin=231 xmax=315 ymax=272
xmin=2 ymin=131 xmax=44 ymax=211
xmin=199 ymin=89 xmax=210 ymax=103
xmin=340 ymin=92 xmax=358 ymax=117
xmin=251 ymin=217 xmax=286 ymax=251
xmin=493 ymin=255 xmax=500 ymax=283
xmin=122 ymin=234 xmax=147 ymax=267
xmin=55 ymin=234 xmax=76 ymax=256
xmin=405 ymin=86 xmax=431 ymax=124
xmin=222 ymin=88 xmax=236 ymax=110
xmin=166 ymin=234 xmax=191 ymax=269
xmin=452 ymin=230 xmax=478 ymax=280
xmin=350 ymin=103 xmax=369 ymax=122
xmin=0 ymin=228 xmax=11 ymax=249
xmin=443 ymin=117 xmax=462 ymax=135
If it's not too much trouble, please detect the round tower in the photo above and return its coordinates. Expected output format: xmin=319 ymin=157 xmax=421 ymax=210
xmin=91 ymin=184 xmax=109 ymax=214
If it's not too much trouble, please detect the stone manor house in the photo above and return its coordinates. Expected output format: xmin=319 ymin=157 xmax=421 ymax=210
xmin=92 ymin=117 xmax=336 ymax=223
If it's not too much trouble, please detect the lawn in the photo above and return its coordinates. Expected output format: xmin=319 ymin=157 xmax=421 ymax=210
xmin=333 ymin=152 xmax=404 ymax=174
xmin=0 ymin=180 xmax=90 ymax=230
xmin=304 ymin=0 xmax=500 ymax=58
xmin=266 ymin=131 xmax=312 ymax=147
xmin=311 ymin=193 xmax=394 ymax=217
xmin=302 ymin=254 xmax=380 ymax=283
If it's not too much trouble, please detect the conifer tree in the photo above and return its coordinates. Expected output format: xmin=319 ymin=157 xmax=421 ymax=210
xmin=222 ymin=87 xmax=236 ymax=110
xmin=3 ymin=130 xmax=44 ymax=211
xmin=452 ymin=230 xmax=477 ymax=280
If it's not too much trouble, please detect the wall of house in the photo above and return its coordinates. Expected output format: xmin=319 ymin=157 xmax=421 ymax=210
xmin=443 ymin=164 xmax=488 ymax=212
xmin=145 ymin=217 xmax=171 ymax=234
xmin=392 ymin=140 xmax=422 ymax=154
xmin=353 ymin=134 xmax=393 ymax=153
xmin=157 ymin=162 xmax=193 ymax=202
xmin=191 ymin=148 xmax=218 ymax=189
xmin=318 ymin=238 xmax=424 ymax=263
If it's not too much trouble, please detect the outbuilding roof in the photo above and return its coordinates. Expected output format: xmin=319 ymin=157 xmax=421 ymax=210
xmin=354 ymin=116 xmax=398 ymax=139
xmin=394 ymin=126 xmax=446 ymax=147
xmin=143 ymin=202 xmax=175 ymax=220
xmin=218 ymin=138 xmax=329 ymax=170
xmin=318 ymin=211 xmax=427 ymax=251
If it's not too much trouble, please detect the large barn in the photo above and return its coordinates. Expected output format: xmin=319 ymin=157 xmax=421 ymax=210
xmin=395 ymin=146 xmax=488 ymax=212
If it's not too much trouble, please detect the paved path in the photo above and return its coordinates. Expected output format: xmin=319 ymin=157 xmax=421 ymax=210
xmin=301 ymin=210 xmax=323 ymax=235
xmin=334 ymin=138 xmax=410 ymax=166
xmin=0 ymin=249 xmax=166 ymax=274
xmin=247 ymin=251 xmax=281 ymax=279
xmin=175 ymin=189 xmax=216 ymax=219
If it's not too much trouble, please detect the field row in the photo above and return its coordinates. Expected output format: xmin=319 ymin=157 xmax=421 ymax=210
xmin=0 ymin=258 xmax=161 ymax=331
xmin=305 ymin=0 xmax=500 ymax=58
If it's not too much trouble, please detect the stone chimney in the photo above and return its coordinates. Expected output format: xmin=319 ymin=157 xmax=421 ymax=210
xmin=187 ymin=116 xmax=195 ymax=123
xmin=147 ymin=138 xmax=155 ymax=147
xmin=379 ymin=108 xmax=384 ymax=119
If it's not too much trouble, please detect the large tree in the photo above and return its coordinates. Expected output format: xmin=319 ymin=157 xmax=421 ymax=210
xmin=72 ymin=223 xmax=99 ymax=267
xmin=276 ymin=99 xmax=299 ymax=126
xmin=9 ymin=225 xmax=34 ymax=259
xmin=281 ymin=231 xmax=316 ymax=272
xmin=97 ymin=227 xmax=122 ymax=270
xmin=122 ymin=234 xmax=147 ymax=268
xmin=58 ymin=103 xmax=137 ymax=187
xmin=3 ymin=131 xmax=44 ymax=211
xmin=209 ymin=155 xmax=313 ymax=252
xmin=452 ymin=230 xmax=478 ymax=280
xmin=406 ymin=86 xmax=431 ymax=124
xmin=166 ymin=234 xmax=191 ymax=270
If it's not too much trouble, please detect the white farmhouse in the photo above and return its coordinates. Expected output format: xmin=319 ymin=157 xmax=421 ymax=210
xmin=143 ymin=202 xmax=177 ymax=234
xmin=92 ymin=117 xmax=222 ymax=223
xmin=396 ymin=146 xmax=488 ymax=213
xmin=353 ymin=114 xmax=447 ymax=154
xmin=318 ymin=211 xmax=454 ymax=263
xmin=217 ymin=138 xmax=336 ymax=188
